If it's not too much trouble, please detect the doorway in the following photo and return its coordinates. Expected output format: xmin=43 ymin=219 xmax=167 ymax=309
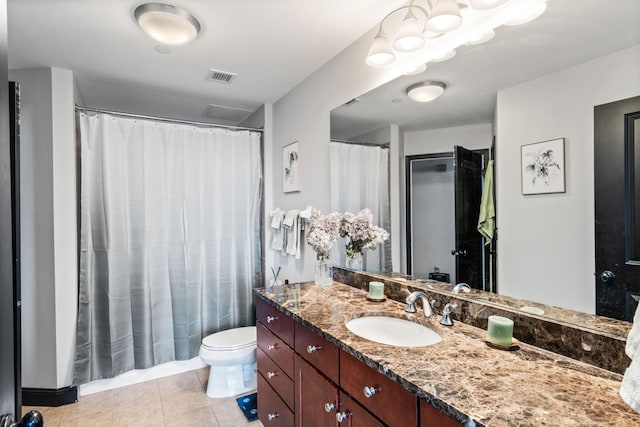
xmin=406 ymin=146 xmax=490 ymax=290
xmin=594 ymin=95 xmax=640 ymax=321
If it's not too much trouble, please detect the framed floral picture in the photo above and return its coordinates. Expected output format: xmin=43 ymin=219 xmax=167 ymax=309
xmin=283 ymin=141 xmax=300 ymax=193
xmin=521 ymin=138 xmax=565 ymax=195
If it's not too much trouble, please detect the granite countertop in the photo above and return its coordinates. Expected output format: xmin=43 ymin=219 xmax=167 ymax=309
xmin=256 ymin=282 xmax=640 ymax=427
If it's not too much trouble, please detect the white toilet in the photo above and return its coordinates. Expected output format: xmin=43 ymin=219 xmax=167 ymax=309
xmin=198 ymin=326 xmax=257 ymax=398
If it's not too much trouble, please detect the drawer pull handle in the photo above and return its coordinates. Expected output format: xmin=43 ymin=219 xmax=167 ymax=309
xmin=267 ymin=413 xmax=280 ymax=421
xmin=267 ymin=344 xmax=277 ymax=351
xmin=307 ymin=345 xmax=322 ymax=353
xmin=363 ymin=386 xmax=379 ymax=398
xmin=324 ymin=402 xmax=335 ymax=412
xmin=266 ymin=315 xmax=278 ymax=323
xmin=267 ymin=371 xmax=278 ymax=379
xmin=336 ymin=411 xmax=350 ymax=423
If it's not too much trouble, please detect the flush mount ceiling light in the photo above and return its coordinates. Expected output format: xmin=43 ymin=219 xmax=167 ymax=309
xmin=406 ymin=81 xmax=447 ymax=102
xmin=134 ymin=3 xmax=201 ymax=46
xmin=366 ymin=0 xmax=548 ymax=68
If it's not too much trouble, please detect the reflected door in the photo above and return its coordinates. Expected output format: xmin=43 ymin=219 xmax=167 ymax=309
xmin=595 ymin=95 xmax=640 ymax=321
xmin=453 ymin=146 xmax=485 ymax=290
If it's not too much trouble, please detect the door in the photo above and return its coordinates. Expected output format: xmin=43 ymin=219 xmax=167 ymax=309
xmin=595 ymin=95 xmax=640 ymax=321
xmin=294 ymin=355 xmax=338 ymax=427
xmin=453 ymin=146 xmax=485 ymax=290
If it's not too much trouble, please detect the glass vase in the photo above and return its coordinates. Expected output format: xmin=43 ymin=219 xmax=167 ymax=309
xmin=314 ymin=254 xmax=333 ymax=285
xmin=346 ymin=252 xmax=363 ymax=271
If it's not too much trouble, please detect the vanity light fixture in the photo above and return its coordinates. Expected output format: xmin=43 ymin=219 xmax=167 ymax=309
xmin=365 ymin=0 xmax=548 ymax=68
xmin=406 ymin=81 xmax=447 ymax=102
xmin=134 ymin=3 xmax=201 ymax=46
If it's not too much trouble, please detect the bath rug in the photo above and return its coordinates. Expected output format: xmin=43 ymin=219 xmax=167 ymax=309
xmin=235 ymin=392 xmax=258 ymax=422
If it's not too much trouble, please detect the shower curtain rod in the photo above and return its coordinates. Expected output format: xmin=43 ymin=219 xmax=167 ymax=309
xmin=330 ymin=138 xmax=390 ymax=148
xmin=75 ymin=105 xmax=263 ymax=133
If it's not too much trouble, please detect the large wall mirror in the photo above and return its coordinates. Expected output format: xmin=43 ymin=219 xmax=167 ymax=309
xmin=330 ymin=0 xmax=640 ymax=324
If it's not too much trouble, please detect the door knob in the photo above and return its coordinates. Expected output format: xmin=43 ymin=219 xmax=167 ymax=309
xmin=600 ymin=270 xmax=616 ymax=283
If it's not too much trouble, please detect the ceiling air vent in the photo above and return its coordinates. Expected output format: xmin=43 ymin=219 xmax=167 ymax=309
xmin=206 ymin=69 xmax=237 ymax=84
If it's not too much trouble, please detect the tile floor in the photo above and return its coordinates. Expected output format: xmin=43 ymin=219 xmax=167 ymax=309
xmin=22 ymin=368 xmax=264 ymax=427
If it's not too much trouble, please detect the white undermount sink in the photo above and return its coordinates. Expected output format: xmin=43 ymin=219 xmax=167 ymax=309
xmin=345 ymin=316 xmax=442 ymax=347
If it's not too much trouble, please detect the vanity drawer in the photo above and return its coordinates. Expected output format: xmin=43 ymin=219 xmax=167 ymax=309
xmin=258 ymin=372 xmax=294 ymax=427
xmin=295 ymin=322 xmax=339 ymax=384
xmin=257 ymin=323 xmax=294 ymax=379
xmin=420 ymin=399 xmax=460 ymax=427
xmin=257 ymin=346 xmax=294 ymax=410
xmin=340 ymin=350 xmax=417 ymax=427
xmin=256 ymin=298 xmax=294 ymax=346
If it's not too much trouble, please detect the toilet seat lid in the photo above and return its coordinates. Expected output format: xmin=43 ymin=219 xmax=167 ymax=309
xmin=202 ymin=326 xmax=256 ymax=351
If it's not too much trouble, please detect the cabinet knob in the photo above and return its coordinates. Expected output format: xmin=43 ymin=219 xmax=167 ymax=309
xmin=324 ymin=402 xmax=336 ymax=412
xmin=267 ymin=344 xmax=277 ymax=351
xmin=266 ymin=315 xmax=278 ymax=323
xmin=267 ymin=371 xmax=278 ymax=379
xmin=336 ymin=412 xmax=350 ymax=423
xmin=363 ymin=386 xmax=379 ymax=398
xmin=267 ymin=413 xmax=280 ymax=421
xmin=307 ymin=345 xmax=322 ymax=353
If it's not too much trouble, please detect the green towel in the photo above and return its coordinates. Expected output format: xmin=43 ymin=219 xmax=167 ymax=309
xmin=477 ymin=160 xmax=495 ymax=245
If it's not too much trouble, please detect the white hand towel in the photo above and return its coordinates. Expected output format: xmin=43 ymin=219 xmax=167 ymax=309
xmin=270 ymin=209 xmax=284 ymax=229
xmin=626 ymin=302 xmax=640 ymax=359
xmin=270 ymin=210 xmax=286 ymax=251
xmin=620 ymin=357 xmax=640 ymax=414
xmin=285 ymin=210 xmax=300 ymax=256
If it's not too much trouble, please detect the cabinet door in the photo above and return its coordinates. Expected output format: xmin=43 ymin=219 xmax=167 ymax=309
xmin=337 ymin=391 xmax=384 ymax=427
xmin=295 ymin=355 xmax=339 ymax=427
xmin=420 ymin=400 xmax=460 ymax=427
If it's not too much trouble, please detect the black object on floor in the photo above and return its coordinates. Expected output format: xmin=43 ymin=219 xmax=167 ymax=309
xmin=235 ymin=392 xmax=258 ymax=422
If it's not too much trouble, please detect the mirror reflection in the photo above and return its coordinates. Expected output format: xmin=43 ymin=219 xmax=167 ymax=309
xmin=330 ymin=0 xmax=640 ymax=322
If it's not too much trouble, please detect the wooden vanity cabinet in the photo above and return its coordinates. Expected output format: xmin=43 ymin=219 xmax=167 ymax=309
xmin=256 ymin=299 xmax=294 ymax=425
xmin=257 ymin=296 xmax=461 ymax=426
xmin=420 ymin=399 xmax=460 ymax=427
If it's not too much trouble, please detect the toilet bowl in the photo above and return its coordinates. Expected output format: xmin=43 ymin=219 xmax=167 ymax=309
xmin=198 ymin=326 xmax=257 ymax=398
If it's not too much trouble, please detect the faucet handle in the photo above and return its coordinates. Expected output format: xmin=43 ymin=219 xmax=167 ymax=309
xmin=405 ymin=302 xmax=417 ymax=313
xmin=439 ymin=303 xmax=458 ymax=326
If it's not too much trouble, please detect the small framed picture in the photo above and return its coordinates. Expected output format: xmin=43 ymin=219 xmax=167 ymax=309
xmin=283 ymin=141 xmax=300 ymax=193
xmin=521 ymin=138 xmax=565 ymax=195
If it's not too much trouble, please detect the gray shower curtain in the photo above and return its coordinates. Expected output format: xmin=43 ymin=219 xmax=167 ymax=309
xmin=74 ymin=112 xmax=263 ymax=384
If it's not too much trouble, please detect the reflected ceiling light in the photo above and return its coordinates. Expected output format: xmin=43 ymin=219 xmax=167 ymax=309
xmin=406 ymin=81 xmax=447 ymax=102
xmin=432 ymin=49 xmax=457 ymax=62
xmin=465 ymin=29 xmax=495 ymax=45
xmin=504 ymin=0 xmax=547 ymax=26
xmin=402 ymin=63 xmax=428 ymax=75
xmin=365 ymin=0 xmax=547 ymax=68
xmin=134 ymin=3 xmax=201 ymax=46
xmin=424 ymin=0 xmax=463 ymax=33
xmin=469 ymin=0 xmax=509 ymax=10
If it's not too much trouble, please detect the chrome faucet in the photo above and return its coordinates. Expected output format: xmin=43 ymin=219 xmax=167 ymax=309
xmin=405 ymin=291 xmax=434 ymax=317
xmin=439 ymin=303 xmax=458 ymax=326
xmin=452 ymin=283 xmax=471 ymax=294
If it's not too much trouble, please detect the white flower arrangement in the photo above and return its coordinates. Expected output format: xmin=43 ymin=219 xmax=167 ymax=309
xmin=306 ymin=209 xmax=341 ymax=258
xmin=339 ymin=209 xmax=389 ymax=258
